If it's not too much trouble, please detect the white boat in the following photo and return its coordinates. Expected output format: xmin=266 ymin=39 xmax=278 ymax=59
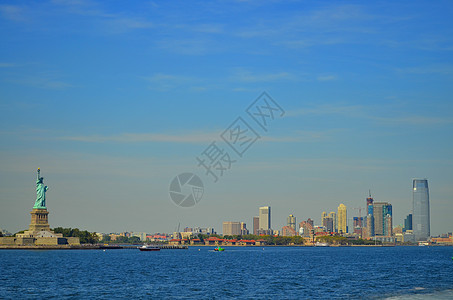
xmin=138 ymin=244 xmax=160 ymax=251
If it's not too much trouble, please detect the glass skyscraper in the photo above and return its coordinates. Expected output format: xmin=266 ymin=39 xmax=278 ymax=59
xmin=412 ymin=179 xmax=430 ymax=241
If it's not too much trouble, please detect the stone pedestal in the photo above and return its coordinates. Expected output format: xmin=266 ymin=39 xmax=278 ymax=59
xmin=16 ymin=208 xmax=63 ymax=239
xmin=28 ymin=209 xmax=51 ymax=232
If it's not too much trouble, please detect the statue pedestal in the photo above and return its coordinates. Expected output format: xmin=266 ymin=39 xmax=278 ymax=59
xmin=28 ymin=209 xmax=51 ymax=232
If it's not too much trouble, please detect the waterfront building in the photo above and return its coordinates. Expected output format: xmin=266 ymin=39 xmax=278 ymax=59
xmin=373 ymin=202 xmax=392 ymax=236
xmin=131 ymin=232 xmax=147 ymax=241
xmin=282 ymin=226 xmax=297 ymax=237
xmin=223 ymin=222 xmax=241 ymax=236
xmin=287 ymin=214 xmax=296 ymax=231
xmin=256 ymin=229 xmax=273 ymax=236
xmin=328 ymin=212 xmax=337 ymax=232
xmin=353 ymin=217 xmax=364 ymax=237
xmin=240 ymin=222 xmax=249 ymax=235
xmin=412 ymin=179 xmax=430 ymax=241
xmin=321 ymin=211 xmax=327 ymax=226
xmin=338 ymin=204 xmax=347 ymax=234
xmin=323 ymin=217 xmax=334 ymax=233
xmin=299 ymin=219 xmax=314 ymax=237
xmin=259 ymin=206 xmax=271 ymax=230
xmin=365 ymin=214 xmax=374 ymax=238
xmin=403 ymin=214 xmax=413 ymax=232
xmin=253 ymin=216 xmax=259 ymax=235
xmin=364 ymin=193 xmax=374 ymax=230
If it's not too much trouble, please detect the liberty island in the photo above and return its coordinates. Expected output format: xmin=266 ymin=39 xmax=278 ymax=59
xmin=0 ymin=169 xmax=80 ymax=248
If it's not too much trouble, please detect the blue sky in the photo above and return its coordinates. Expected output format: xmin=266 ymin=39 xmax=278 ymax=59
xmin=1 ymin=1 xmax=452 ymax=236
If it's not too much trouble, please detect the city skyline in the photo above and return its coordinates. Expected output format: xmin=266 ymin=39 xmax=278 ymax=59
xmin=0 ymin=1 xmax=452 ymax=235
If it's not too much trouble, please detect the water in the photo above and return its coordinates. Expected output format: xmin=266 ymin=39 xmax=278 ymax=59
xmin=1 ymin=246 xmax=452 ymax=299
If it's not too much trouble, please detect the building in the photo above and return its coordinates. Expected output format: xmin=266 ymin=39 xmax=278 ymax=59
xmin=412 ymin=179 xmax=430 ymax=241
xmin=287 ymin=214 xmax=296 ymax=231
xmin=253 ymin=216 xmax=259 ymax=235
xmin=365 ymin=214 xmax=374 ymax=238
xmin=223 ymin=222 xmax=241 ymax=236
xmin=353 ymin=217 xmax=364 ymax=237
xmin=282 ymin=226 xmax=297 ymax=237
xmin=323 ymin=217 xmax=334 ymax=233
xmin=373 ymin=202 xmax=393 ymax=236
xmin=403 ymin=214 xmax=413 ymax=232
xmin=328 ymin=212 xmax=337 ymax=232
xmin=240 ymin=222 xmax=249 ymax=235
xmin=131 ymin=232 xmax=147 ymax=241
xmin=338 ymin=204 xmax=347 ymax=234
xmin=299 ymin=219 xmax=314 ymax=237
xmin=321 ymin=211 xmax=327 ymax=226
xmin=259 ymin=206 xmax=271 ymax=230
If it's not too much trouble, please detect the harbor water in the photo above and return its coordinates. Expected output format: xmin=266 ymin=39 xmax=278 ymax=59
xmin=1 ymin=246 xmax=452 ymax=299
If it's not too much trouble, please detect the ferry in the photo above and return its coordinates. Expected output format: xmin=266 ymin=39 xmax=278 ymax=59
xmin=138 ymin=244 xmax=160 ymax=251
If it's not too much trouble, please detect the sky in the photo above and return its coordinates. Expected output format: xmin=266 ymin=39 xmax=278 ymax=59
xmin=0 ymin=0 xmax=452 ymax=236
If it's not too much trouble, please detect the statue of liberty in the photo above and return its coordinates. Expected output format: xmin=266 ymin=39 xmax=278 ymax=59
xmin=33 ymin=168 xmax=48 ymax=209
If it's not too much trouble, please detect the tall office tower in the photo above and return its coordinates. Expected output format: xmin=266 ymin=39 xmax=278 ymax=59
xmin=240 ymin=222 xmax=249 ymax=235
xmin=307 ymin=218 xmax=314 ymax=227
xmin=403 ymin=214 xmax=412 ymax=232
xmin=323 ymin=217 xmax=334 ymax=232
xmin=366 ymin=191 xmax=374 ymax=208
xmin=253 ymin=216 xmax=259 ymax=235
xmin=329 ymin=212 xmax=337 ymax=232
xmin=321 ymin=211 xmax=327 ymax=225
xmin=413 ymin=179 xmax=430 ymax=241
xmin=366 ymin=214 xmax=374 ymax=238
xmin=338 ymin=204 xmax=347 ymax=234
xmin=353 ymin=217 xmax=364 ymax=237
xmin=287 ymin=214 xmax=296 ymax=231
xmin=385 ymin=214 xmax=392 ymax=236
xmin=223 ymin=222 xmax=241 ymax=236
xmin=259 ymin=206 xmax=271 ymax=230
xmin=373 ymin=202 xmax=392 ymax=236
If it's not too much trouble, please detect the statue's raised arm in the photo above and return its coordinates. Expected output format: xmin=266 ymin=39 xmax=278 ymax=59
xmin=33 ymin=168 xmax=48 ymax=209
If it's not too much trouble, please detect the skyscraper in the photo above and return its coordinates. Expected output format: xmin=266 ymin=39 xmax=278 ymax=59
xmin=253 ymin=216 xmax=259 ymax=235
xmin=259 ymin=206 xmax=271 ymax=230
xmin=328 ymin=211 xmax=337 ymax=232
xmin=413 ymin=179 xmax=430 ymax=241
xmin=366 ymin=214 xmax=374 ymax=238
xmin=403 ymin=214 xmax=412 ymax=232
xmin=321 ymin=211 xmax=327 ymax=225
xmin=287 ymin=214 xmax=296 ymax=231
xmin=373 ymin=202 xmax=392 ymax=236
xmin=223 ymin=222 xmax=241 ymax=235
xmin=338 ymin=204 xmax=347 ymax=234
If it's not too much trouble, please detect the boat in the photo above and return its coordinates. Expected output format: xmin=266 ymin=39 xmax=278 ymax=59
xmin=214 ymin=246 xmax=225 ymax=252
xmin=315 ymin=242 xmax=329 ymax=247
xmin=138 ymin=244 xmax=160 ymax=251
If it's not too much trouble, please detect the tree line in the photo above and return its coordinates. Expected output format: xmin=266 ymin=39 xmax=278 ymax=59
xmin=53 ymin=227 xmax=98 ymax=244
